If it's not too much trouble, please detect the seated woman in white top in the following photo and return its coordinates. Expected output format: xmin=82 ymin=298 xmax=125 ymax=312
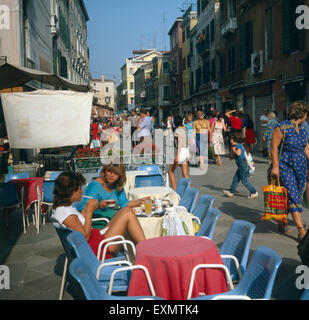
xmin=51 ymin=171 xmax=146 ymax=259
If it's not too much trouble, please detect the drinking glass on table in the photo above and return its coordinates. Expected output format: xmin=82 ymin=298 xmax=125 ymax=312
xmin=144 ymin=199 xmax=152 ymax=215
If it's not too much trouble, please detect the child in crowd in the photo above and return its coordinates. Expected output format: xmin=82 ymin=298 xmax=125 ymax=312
xmin=222 ymin=133 xmax=258 ymax=199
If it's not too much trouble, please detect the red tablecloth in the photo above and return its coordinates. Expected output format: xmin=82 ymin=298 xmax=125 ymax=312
xmin=127 ymin=236 xmax=228 ymax=300
xmin=10 ymin=178 xmax=43 ymax=214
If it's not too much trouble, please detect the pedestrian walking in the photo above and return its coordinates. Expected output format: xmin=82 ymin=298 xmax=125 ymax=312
xmin=263 ymin=112 xmax=278 ymax=161
xmin=212 ymin=113 xmax=227 ymax=166
xmin=222 ymin=132 xmax=258 ymax=199
xmin=168 ymin=116 xmax=190 ymax=190
xmin=260 ymin=109 xmax=269 ymax=155
xmin=243 ymin=114 xmax=256 ymax=154
xmin=271 ymin=100 xmax=309 ymax=241
xmin=193 ymin=111 xmax=210 ymax=170
xmin=129 ymin=109 xmax=139 ymax=146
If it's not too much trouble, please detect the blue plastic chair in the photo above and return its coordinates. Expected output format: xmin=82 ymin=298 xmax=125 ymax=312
xmin=188 ymin=246 xmax=282 ymax=300
xmin=178 ymin=187 xmax=199 ymax=213
xmin=4 ymin=172 xmax=30 ymax=182
xmin=219 ymin=220 xmax=256 ymax=282
xmin=0 ymin=182 xmax=24 ymax=232
xmin=196 ymin=208 xmax=222 ymax=239
xmin=67 ymin=231 xmax=134 ymax=294
xmin=300 ymin=289 xmax=309 ymax=300
xmin=193 ymin=194 xmax=215 ymax=223
xmin=53 ymin=224 xmax=126 ymax=300
xmin=53 ymin=225 xmax=76 ymax=300
xmin=134 ymin=174 xmax=164 ymax=188
xmin=49 ymin=171 xmax=62 ymax=180
xmin=137 ymin=165 xmax=162 ymax=175
xmin=175 ymin=178 xmax=192 ymax=198
xmin=41 ymin=181 xmax=55 ymax=225
xmin=69 ymin=257 xmax=164 ymax=300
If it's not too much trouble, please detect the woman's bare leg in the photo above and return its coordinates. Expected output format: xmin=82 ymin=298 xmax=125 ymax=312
xmin=168 ymin=162 xmax=178 ymax=190
xmin=291 ymin=211 xmax=306 ymax=240
xmin=181 ymin=162 xmax=189 ymax=179
xmin=104 ymin=207 xmax=146 ymax=254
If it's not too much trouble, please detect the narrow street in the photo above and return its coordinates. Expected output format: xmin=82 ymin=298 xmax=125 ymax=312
xmin=0 ymin=151 xmax=306 ymax=300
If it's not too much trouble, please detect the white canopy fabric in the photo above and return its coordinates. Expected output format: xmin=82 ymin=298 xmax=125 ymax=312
xmin=1 ymin=90 xmax=93 ymax=149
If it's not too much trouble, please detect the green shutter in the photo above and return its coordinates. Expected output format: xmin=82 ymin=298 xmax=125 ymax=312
xmin=239 ymin=23 xmax=247 ymax=70
xmin=282 ymin=0 xmax=291 ymax=54
xmin=247 ymin=20 xmax=253 ymax=67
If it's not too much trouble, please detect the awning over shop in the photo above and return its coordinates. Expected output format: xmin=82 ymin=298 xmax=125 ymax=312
xmin=0 ymin=63 xmax=89 ymax=92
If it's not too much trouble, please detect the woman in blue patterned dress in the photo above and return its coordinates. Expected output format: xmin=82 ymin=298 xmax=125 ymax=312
xmin=271 ymin=101 xmax=309 ymax=241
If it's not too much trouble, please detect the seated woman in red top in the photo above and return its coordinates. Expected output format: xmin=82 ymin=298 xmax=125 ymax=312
xmin=51 ymin=171 xmax=146 ymax=259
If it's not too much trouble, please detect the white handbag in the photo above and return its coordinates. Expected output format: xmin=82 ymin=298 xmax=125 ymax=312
xmin=178 ymin=147 xmax=190 ymax=164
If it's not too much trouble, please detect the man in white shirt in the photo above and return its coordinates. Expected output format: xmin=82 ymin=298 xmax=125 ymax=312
xmin=260 ymin=109 xmax=269 ymax=154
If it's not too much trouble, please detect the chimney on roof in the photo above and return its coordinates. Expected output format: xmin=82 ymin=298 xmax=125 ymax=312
xmin=101 ymin=75 xmax=104 ymax=83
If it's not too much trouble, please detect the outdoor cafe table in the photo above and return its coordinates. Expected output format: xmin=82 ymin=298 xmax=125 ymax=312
xmin=124 ymin=170 xmax=148 ymax=196
xmin=127 ymin=186 xmax=180 ymax=206
xmin=10 ymin=177 xmax=44 ymax=233
xmin=127 ymin=236 xmax=228 ymax=300
xmin=9 ymin=177 xmax=43 ymax=214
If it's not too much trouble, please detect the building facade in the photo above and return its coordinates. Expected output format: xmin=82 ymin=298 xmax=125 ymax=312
xmin=217 ymin=0 xmax=308 ymax=150
xmin=190 ymin=0 xmax=219 ymax=114
xmin=119 ymin=49 xmax=167 ymax=111
xmin=180 ymin=6 xmax=198 ymax=114
xmin=90 ymin=75 xmax=117 ymax=113
xmin=0 ymin=0 xmax=90 ymax=88
xmin=169 ymin=17 xmax=184 ymax=115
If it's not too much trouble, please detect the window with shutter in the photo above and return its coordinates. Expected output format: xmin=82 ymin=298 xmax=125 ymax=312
xmin=282 ymin=0 xmax=304 ymax=54
xmin=282 ymin=0 xmax=291 ymax=54
xmin=239 ymin=21 xmax=253 ymax=70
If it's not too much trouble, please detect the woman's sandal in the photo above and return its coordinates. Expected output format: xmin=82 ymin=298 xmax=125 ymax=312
xmin=298 ymin=225 xmax=307 ymax=243
xmin=278 ymin=222 xmax=291 ymax=234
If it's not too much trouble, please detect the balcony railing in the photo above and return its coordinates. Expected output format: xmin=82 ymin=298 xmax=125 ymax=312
xmin=221 ymin=17 xmax=238 ymax=37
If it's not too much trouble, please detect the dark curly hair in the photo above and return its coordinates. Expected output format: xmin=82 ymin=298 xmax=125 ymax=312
xmin=53 ymin=171 xmax=86 ymax=209
xmin=287 ymin=100 xmax=309 ymax=120
xmin=230 ymin=132 xmax=245 ymax=144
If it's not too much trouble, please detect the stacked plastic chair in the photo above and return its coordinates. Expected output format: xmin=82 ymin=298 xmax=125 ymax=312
xmin=69 ymin=257 xmax=165 ymax=300
xmin=40 ymin=180 xmax=55 ymax=226
xmin=193 ymin=194 xmax=215 ymax=223
xmin=187 ymin=246 xmax=282 ymax=300
xmin=137 ymin=164 xmax=162 ymax=175
xmin=67 ymin=231 xmax=156 ymax=295
xmin=219 ymin=220 xmax=256 ymax=282
xmin=178 ymin=187 xmax=199 ymax=213
xmin=196 ymin=208 xmax=222 ymax=240
xmin=134 ymin=174 xmax=164 ymax=188
xmin=175 ymin=178 xmax=192 ymax=198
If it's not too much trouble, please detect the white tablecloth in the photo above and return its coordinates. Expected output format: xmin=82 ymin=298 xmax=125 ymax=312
xmin=124 ymin=170 xmax=148 ymax=196
xmin=137 ymin=206 xmax=194 ymax=239
xmin=128 ymin=186 xmax=180 ymax=206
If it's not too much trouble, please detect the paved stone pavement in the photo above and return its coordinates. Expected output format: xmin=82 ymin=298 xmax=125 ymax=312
xmin=0 ymin=152 xmax=307 ymax=300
